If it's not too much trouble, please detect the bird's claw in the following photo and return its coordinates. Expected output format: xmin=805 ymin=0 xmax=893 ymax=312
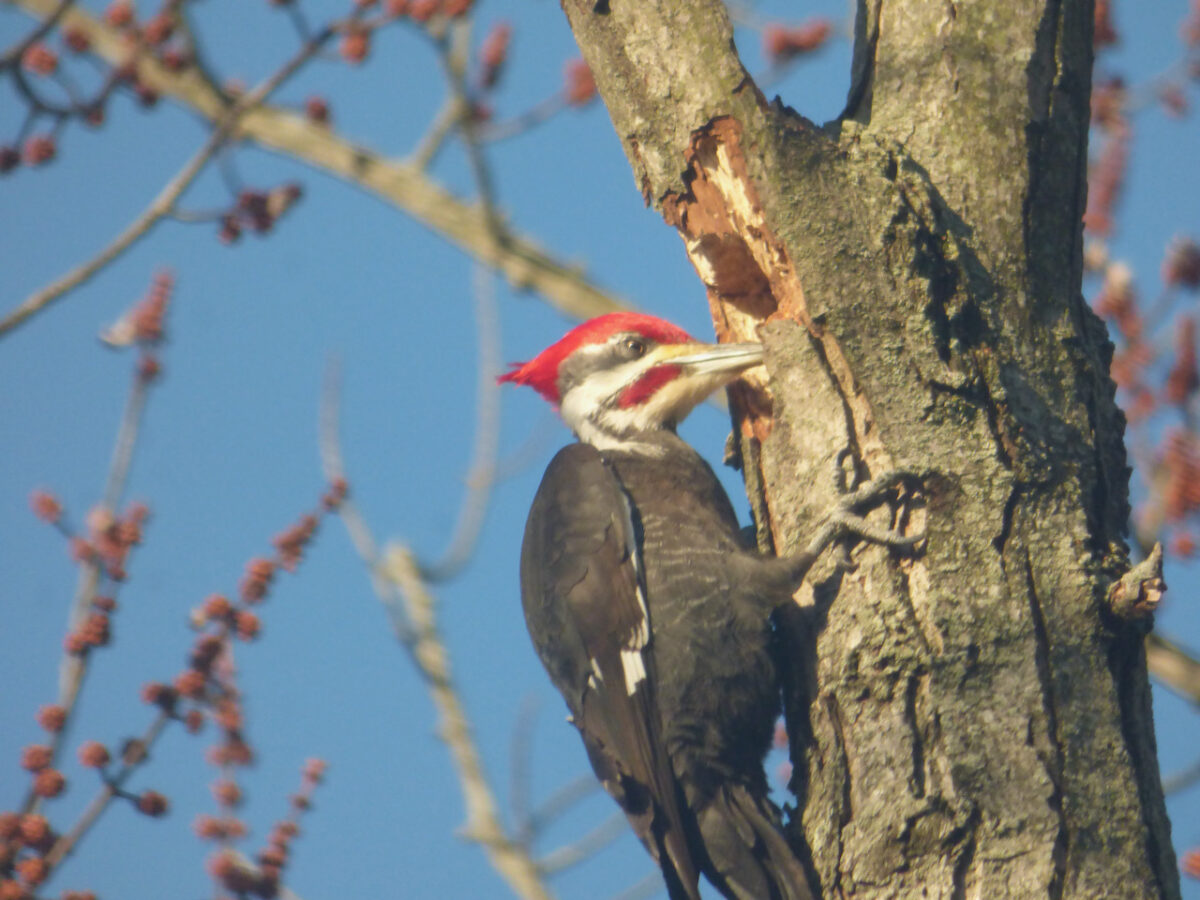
xmin=783 ymin=465 xmax=929 ymax=584
xmin=840 ymin=467 xmax=925 ymax=510
xmin=828 ymin=507 xmax=923 ymax=551
xmin=827 ymin=466 xmax=928 ymax=555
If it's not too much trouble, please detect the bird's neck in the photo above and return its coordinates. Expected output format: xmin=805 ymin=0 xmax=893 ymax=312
xmin=577 ymin=426 xmax=688 ymax=458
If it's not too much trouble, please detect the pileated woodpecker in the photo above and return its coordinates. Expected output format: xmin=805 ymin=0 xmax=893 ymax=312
xmin=501 ymin=313 xmax=917 ymax=900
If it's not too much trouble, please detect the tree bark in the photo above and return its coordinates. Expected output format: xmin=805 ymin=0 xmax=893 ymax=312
xmin=561 ymin=1 xmax=1178 ymax=897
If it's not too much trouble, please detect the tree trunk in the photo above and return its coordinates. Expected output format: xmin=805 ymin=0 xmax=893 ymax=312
xmin=561 ymin=1 xmax=1178 ymax=897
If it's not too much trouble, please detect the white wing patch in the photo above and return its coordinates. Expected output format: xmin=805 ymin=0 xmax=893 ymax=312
xmin=621 ymin=647 xmax=647 ymax=693
xmin=614 ymin=482 xmax=651 ymax=697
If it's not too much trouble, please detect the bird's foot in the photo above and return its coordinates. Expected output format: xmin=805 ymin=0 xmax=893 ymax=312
xmin=828 ymin=467 xmax=926 ymax=552
xmin=776 ymin=457 xmax=929 ymax=585
xmin=789 ymin=465 xmax=927 ymax=579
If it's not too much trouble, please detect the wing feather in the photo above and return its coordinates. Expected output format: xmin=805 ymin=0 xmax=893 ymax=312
xmin=519 ymin=443 xmax=700 ymax=900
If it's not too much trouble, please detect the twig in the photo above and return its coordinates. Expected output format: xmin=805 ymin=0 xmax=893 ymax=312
xmin=434 ymin=17 xmax=505 ymax=245
xmin=318 ymin=360 xmax=417 ymax=649
xmin=11 ymin=58 xmax=77 ymax=117
xmin=174 ymin=2 xmax=228 ymax=102
xmin=0 ymin=4 xmax=352 ymax=338
xmin=0 ymin=0 xmax=74 ymax=70
xmin=283 ymin=0 xmax=313 ymax=43
xmin=21 ymin=355 xmax=158 ymax=816
xmin=0 ymin=137 xmax=214 ymax=336
xmin=1162 ymin=753 xmax=1200 ymax=795
xmin=1147 ymin=631 xmax=1200 ymax=706
xmin=43 ymin=710 xmax=171 ymax=868
xmin=58 ymin=358 xmax=152 ymax=691
xmin=510 ymin=695 xmax=540 ymax=841
xmin=610 ymin=870 xmax=668 ymax=900
xmin=8 ymin=0 xmax=627 ymax=328
xmin=477 ymin=95 xmax=568 ymax=143
xmin=318 ymin=374 xmax=554 ymax=900
xmin=408 ymin=96 xmax=461 ymax=170
xmin=419 ymin=265 xmax=503 ymax=582
xmin=535 ymin=811 xmax=629 ymax=874
xmin=522 ymin=775 xmax=602 ymax=842
xmin=383 ymin=545 xmax=554 ymax=900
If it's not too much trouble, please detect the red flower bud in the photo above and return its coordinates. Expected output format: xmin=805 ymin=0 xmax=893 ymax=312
xmin=20 ymin=745 xmax=52 ymax=772
xmin=564 ymin=59 xmax=596 ymax=106
xmin=104 ymin=0 xmax=134 ymax=27
xmin=763 ymin=19 xmax=832 ymax=62
xmin=23 ymin=135 xmax=57 ymax=167
xmin=36 ymin=705 xmax=67 ymax=733
xmin=29 ymin=490 xmax=61 ymax=524
xmin=304 ymin=96 xmax=330 ymax=125
xmin=78 ymin=741 xmax=111 ymax=768
xmin=22 ymin=43 xmax=58 ymax=76
xmin=32 ymin=768 xmax=66 ymax=798
xmin=136 ymin=790 xmax=169 ymax=817
xmin=340 ymin=26 xmax=370 ymax=65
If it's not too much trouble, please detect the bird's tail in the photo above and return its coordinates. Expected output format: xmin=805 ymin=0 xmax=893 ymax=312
xmin=694 ymin=782 xmax=815 ymax=900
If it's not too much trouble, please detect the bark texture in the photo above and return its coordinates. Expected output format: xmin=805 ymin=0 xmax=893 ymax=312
xmin=561 ymin=0 xmax=1178 ymax=897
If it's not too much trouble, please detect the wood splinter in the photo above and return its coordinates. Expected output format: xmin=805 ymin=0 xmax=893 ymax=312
xmin=1108 ymin=543 xmax=1166 ymax=619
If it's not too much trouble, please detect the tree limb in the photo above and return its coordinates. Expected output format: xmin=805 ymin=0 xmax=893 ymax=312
xmin=319 ymin=377 xmax=554 ymax=900
xmin=0 ymin=134 xmax=216 ymax=336
xmin=2 ymin=4 xmax=351 ymax=336
xmin=1148 ymin=632 xmax=1200 ymax=706
xmin=8 ymin=0 xmax=627 ymax=331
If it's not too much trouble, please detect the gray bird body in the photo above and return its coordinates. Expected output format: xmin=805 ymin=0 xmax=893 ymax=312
xmin=519 ymin=433 xmax=812 ymax=900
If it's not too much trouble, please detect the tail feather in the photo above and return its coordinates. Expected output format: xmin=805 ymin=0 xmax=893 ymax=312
xmin=695 ymin=783 xmax=815 ymax=900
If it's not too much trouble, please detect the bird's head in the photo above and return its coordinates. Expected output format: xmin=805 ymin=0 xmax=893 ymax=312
xmin=499 ymin=312 xmax=764 ymax=448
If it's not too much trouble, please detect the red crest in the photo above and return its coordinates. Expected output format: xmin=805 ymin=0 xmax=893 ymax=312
xmin=498 ymin=313 xmax=695 ymax=404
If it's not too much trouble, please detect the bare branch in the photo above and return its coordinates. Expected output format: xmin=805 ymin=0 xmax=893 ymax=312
xmin=8 ymin=0 xmax=628 ymax=329
xmin=1 ymin=6 xmax=348 ymax=337
xmin=320 ymin=367 xmax=554 ymax=900
xmin=318 ymin=360 xmax=418 ymax=649
xmin=384 ymin=545 xmax=555 ymax=900
xmin=0 ymin=139 xmax=211 ymax=336
xmin=522 ymin=774 xmax=602 ymax=842
xmin=419 ymin=266 xmax=502 ymax=581
xmin=1147 ymin=631 xmax=1200 ymax=706
xmin=43 ymin=710 xmax=171 ymax=868
xmin=535 ymin=812 xmax=629 ymax=875
xmin=0 ymin=0 xmax=73 ymax=69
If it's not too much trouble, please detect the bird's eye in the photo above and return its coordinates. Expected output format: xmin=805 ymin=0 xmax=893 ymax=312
xmin=622 ymin=338 xmax=646 ymax=358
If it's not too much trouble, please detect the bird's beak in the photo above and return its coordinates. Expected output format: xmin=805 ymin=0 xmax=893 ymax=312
xmin=610 ymin=340 xmax=763 ymax=429
xmin=657 ymin=341 xmax=764 ymax=376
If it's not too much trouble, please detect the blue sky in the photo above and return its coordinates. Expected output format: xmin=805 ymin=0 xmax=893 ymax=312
xmin=3 ymin=1 xmax=1200 ymax=898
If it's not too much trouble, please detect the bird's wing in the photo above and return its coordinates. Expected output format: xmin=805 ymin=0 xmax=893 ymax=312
xmin=519 ymin=443 xmax=701 ymax=900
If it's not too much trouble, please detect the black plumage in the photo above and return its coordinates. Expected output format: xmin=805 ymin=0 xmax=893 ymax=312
xmin=504 ymin=313 xmax=917 ymax=899
xmin=520 ymin=433 xmax=813 ymax=900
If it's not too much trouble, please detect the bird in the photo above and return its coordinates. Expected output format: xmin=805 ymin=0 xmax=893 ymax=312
xmin=500 ymin=312 xmax=917 ymax=900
